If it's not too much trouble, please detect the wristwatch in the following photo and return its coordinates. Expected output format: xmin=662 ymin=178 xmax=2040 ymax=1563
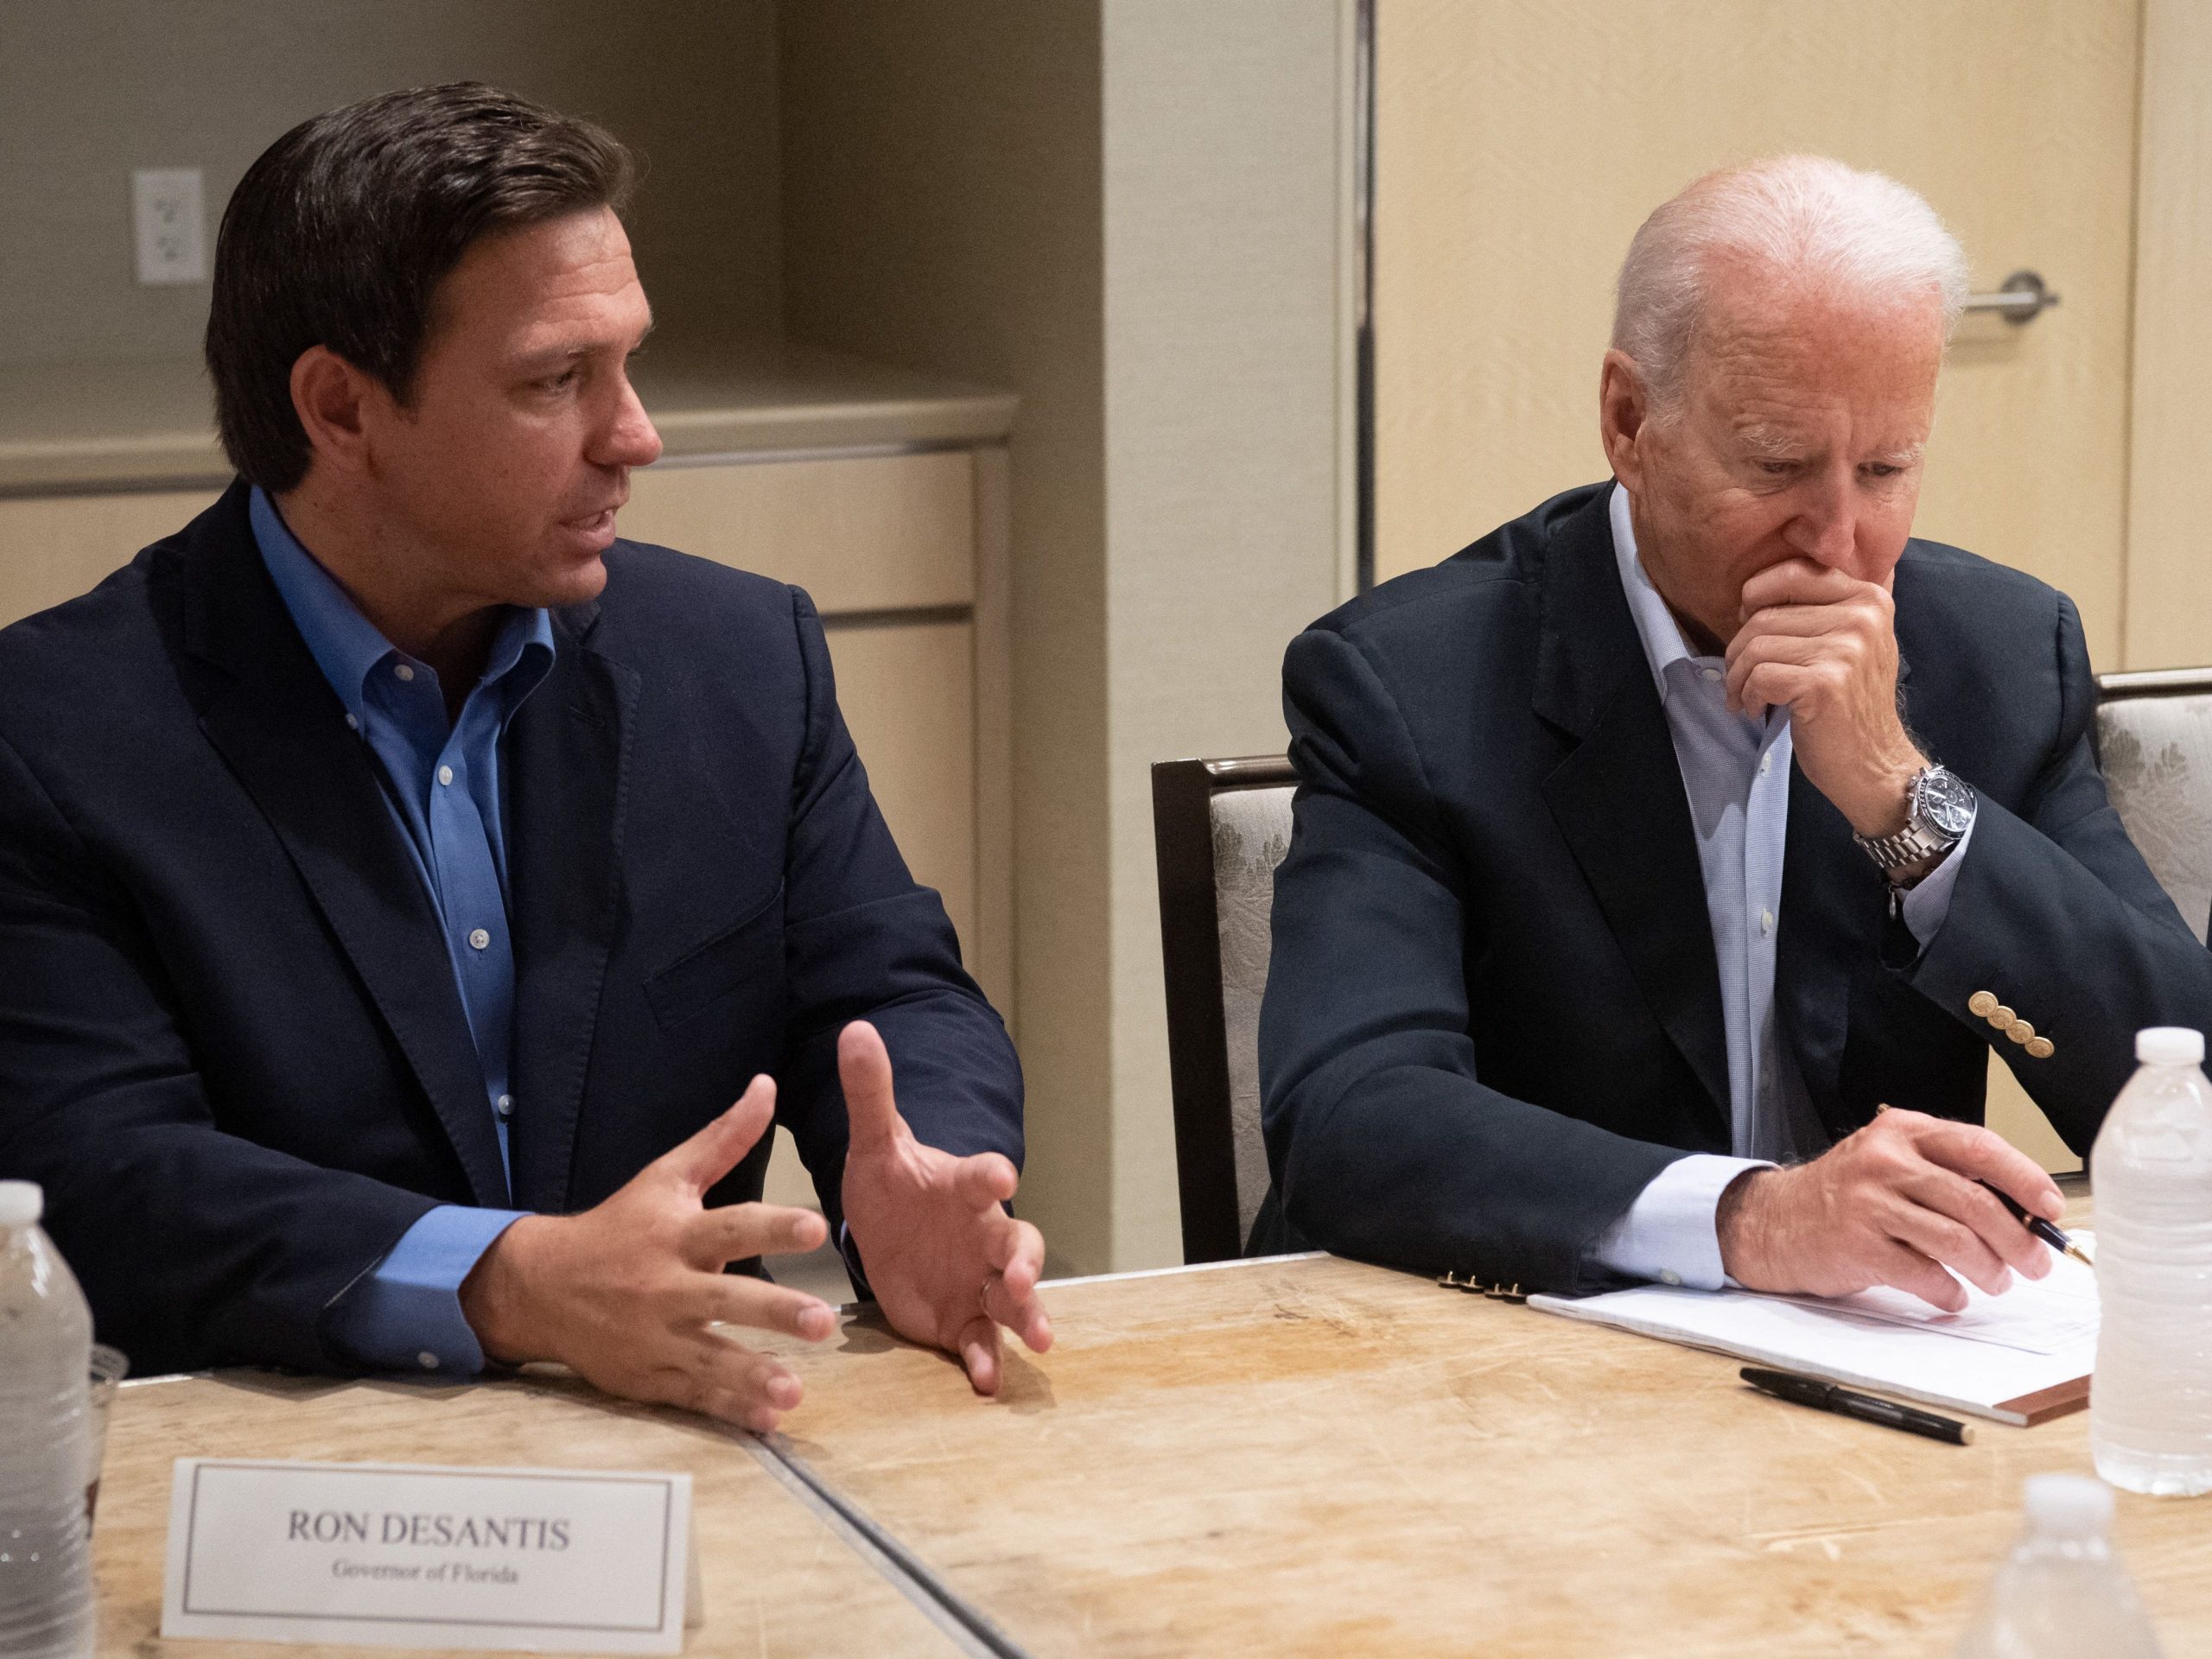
xmin=1853 ymin=763 xmax=1976 ymax=874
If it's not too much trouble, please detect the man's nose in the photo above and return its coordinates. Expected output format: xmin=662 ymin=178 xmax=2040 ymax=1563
xmin=596 ymin=376 xmax=664 ymax=471
xmin=1787 ymin=468 xmax=1858 ymax=569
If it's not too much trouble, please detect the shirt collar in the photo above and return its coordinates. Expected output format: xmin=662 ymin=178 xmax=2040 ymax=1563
xmin=249 ymin=486 xmax=555 ymax=721
xmin=1609 ymin=481 xmax=1707 ymax=705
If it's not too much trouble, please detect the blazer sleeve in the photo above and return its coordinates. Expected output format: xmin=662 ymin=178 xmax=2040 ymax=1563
xmin=1900 ymin=593 xmax=2212 ymax=1149
xmin=0 ymin=729 xmax=437 ymax=1374
xmin=769 ymin=588 xmax=1023 ymax=1249
xmin=1258 ymin=626 xmax=1686 ymax=1294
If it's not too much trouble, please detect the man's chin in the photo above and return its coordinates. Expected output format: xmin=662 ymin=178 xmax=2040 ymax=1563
xmin=531 ymin=554 xmax=609 ymax=612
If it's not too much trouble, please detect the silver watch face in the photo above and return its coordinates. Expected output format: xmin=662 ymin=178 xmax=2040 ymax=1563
xmin=1915 ymin=766 xmax=1976 ymax=838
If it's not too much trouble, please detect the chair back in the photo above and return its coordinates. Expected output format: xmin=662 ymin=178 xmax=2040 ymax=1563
xmin=2096 ymin=669 xmax=2212 ymax=944
xmin=1151 ymin=755 xmax=1299 ymax=1263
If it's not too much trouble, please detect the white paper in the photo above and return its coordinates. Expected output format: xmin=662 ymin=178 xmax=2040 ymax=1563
xmin=1760 ymin=1250 xmax=2099 ymax=1357
xmin=1529 ymin=1238 xmax=2098 ymax=1426
xmin=162 ymin=1459 xmax=691 ymax=1654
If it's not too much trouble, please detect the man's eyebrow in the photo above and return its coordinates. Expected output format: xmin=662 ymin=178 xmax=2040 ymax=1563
xmin=1733 ymin=425 xmax=1803 ymax=461
xmin=512 ymin=318 xmax=654 ymax=375
xmin=1730 ymin=425 xmax=1926 ymax=467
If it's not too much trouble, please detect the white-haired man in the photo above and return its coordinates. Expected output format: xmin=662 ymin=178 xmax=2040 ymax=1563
xmin=1253 ymin=156 xmax=2211 ymax=1306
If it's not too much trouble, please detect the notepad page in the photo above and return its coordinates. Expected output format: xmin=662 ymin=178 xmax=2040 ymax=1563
xmin=1526 ymin=1237 xmax=2098 ymax=1426
xmin=1760 ymin=1247 xmax=2098 ymax=1357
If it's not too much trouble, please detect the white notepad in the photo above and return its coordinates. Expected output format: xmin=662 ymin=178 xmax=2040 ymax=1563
xmin=1527 ymin=1238 xmax=2097 ymax=1426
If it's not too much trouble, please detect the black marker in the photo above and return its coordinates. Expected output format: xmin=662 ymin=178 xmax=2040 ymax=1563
xmin=1740 ymin=1366 xmax=1974 ymax=1446
xmin=1977 ymin=1179 xmax=2094 ymax=1268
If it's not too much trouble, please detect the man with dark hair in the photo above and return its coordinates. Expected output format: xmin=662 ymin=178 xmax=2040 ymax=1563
xmin=0 ymin=84 xmax=1048 ymax=1430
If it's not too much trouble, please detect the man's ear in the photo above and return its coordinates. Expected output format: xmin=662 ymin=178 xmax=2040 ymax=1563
xmin=288 ymin=346 xmax=381 ymax=478
xmin=1598 ymin=348 xmax=1650 ymax=493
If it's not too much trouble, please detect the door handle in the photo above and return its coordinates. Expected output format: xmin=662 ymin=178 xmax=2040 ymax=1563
xmin=1964 ymin=270 xmax=2060 ymax=326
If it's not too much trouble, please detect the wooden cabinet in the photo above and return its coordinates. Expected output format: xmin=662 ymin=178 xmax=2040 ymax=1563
xmin=0 ymin=487 xmax=223 ymax=626
xmin=620 ymin=451 xmax=976 ymax=614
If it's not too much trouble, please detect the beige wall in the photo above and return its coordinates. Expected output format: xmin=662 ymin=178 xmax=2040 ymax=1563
xmin=779 ymin=0 xmax=1115 ymax=1270
xmin=781 ymin=0 xmax=1353 ymax=1273
xmin=0 ymin=0 xmax=781 ymax=370
xmin=1374 ymin=0 xmax=2141 ymax=671
xmin=1101 ymin=0 xmax=1354 ymax=1267
xmin=2126 ymin=0 xmax=2212 ymax=671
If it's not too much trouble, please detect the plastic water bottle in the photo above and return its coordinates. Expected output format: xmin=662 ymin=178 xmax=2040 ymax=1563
xmin=1955 ymin=1475 xmax=2163 ymax=1657
xmin=2091 ymin=1026 xmax=2212 ymax=1497
xmin=0 ymin=1180 xmax=95 ymax=1658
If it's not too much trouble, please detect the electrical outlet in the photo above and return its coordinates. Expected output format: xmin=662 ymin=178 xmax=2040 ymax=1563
xmin=131 ymin=168 xmax=207 ymax=285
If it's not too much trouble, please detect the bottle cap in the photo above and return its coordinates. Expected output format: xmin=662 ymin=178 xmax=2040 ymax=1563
xmin=2023 ymin=1473 xmax=2113 ymax=1537
xmin=2136 ymin=1027 xmax=2205 ymax=1066
xmin=0 ymin=1180 xmax=42 ymax=1228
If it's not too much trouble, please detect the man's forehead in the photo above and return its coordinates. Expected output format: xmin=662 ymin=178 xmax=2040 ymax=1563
xmin=1688 ymin=290 xmax=1940 ymax=448
xmin=435 ymin=211 xmax=651 ymax=352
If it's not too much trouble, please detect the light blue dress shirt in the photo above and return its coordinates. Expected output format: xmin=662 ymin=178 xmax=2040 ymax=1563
xmin=251 ymin=488 xmax=549 ymax=1373
xmin=1588 ymin=484 xmax=1974 ymax=1289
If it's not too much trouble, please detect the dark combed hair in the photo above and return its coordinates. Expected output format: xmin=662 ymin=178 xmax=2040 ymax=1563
xmin=205 ymin=82 xmax=636 ymax=492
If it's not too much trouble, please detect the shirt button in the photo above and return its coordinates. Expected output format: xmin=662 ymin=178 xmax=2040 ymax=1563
xmin=1700 ymin=666 xmax=1721 ymax=683
xmin=1660 ymin=1270 xmax=1682 ymax=1287
xmin=468 ymin=927 xmax=491 ymax=950
xmin=496 ymin=1094 xmax=514 ymax=1118
xmin=344 ymin=713 xmax=359 ymax=731
xmin=437 ymin=764 xmax=454 ymax=786
xmin=1758 ymin=752 xmax=1771 ymax=775
xmin=416 ymin=1351 xmax=439 ymax=1370
xmin=1759 ymin=908 xmax=1775 ymax=936
xmin=394 ymin=663 xmax=415 ymax=683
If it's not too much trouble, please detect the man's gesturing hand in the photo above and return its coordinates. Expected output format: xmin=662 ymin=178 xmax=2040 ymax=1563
xmin=1723 ymin=556 xmax=1925 ymax=838
xmin=459 ymin=1076 xmax=838 ymax=1432
xmin=837 ymin=1020 xmax=1052 ymax=1394
xmin=1717 ymin=1107 xmax=2066 ymax=1311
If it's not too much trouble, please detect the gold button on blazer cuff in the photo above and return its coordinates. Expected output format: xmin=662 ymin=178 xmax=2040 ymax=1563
xmin=2006 ymin=1020 xmax=2035 ymax=1045
xmin=2026 ymin=1036 xmax=2056 ymax=1059
xmin=1988 ymin=1005 xmax=2017 ymax=1029
xmin=1968 ymin=990 xmax=1999 ymax=1018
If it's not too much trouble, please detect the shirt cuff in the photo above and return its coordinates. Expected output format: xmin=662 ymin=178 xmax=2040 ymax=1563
xmin=1586 ymin=1154 xmax=1770 ymax=1291
xmin=325 ymin=1205 xmax=528 ymax=1376
xmin=1899 ymin=808 xmax=1978 ymax=946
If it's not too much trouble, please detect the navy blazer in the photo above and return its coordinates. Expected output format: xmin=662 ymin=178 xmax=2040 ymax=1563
xmin=1255 ymin=483 xmax=2212 ymax=1292
xmin=0 ymin=482 xmax=1020 ymax=1376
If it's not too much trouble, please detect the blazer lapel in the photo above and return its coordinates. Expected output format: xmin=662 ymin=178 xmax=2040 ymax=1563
xmin=504 ymin=604 xmax=638 ymax=1214
xmin=181 ymin=489 xmax=510 ymax=1205
xmin=1533 ymin=490 xmax=1732 ymax=1140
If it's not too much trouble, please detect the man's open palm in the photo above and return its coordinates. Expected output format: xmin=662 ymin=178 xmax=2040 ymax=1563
xmin=837 ymin=1020 xmax=1052 ymax=1393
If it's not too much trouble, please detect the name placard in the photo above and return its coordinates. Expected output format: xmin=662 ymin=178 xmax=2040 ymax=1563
xmin=162 ymin=1459 xmax=693 ymax=1654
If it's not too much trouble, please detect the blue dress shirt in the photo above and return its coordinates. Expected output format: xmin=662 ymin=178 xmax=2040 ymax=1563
xmin=251 ymin=488 xmax=549 ymax=1373
xmin=1589 ymin=485 xmax=1974 ymax=1289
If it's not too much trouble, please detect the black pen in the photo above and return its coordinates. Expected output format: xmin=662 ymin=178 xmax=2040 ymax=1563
xmin=1976 ymin=1179 xmax=2094 ymax=1267
xmin=1739 ymin=1366 xmax=1974 ymax=1445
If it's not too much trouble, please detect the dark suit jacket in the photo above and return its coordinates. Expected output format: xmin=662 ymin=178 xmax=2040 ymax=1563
xmin=0 ymin=482 xmax=1020 ymax=1376
xmin=1254 ymin=483 xmax=2212 ymax=1292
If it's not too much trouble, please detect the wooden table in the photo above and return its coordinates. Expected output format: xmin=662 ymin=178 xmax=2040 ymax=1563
xmin=752 ymin=1251 xmax=2211 ymax=1659
xmin=96 ymin=1225 xmax=2210 ymax=1657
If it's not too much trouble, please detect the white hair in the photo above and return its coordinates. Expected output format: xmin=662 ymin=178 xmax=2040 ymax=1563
xmin=1611 ymin=155 xmax=1969 ymax=405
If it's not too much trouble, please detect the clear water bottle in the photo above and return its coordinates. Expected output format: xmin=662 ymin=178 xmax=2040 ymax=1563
xmin=1955 ymin=1475 xmax=2163 ymax=1657
xmin=0 ymin=1180 xmax=95 ymax=1659
xmin=2091 ymin=1026 xmax=2212 ymax=1497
